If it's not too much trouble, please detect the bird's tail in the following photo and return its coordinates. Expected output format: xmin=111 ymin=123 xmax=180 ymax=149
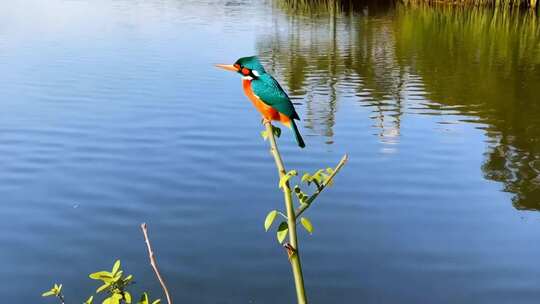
xmin=291 ymin=120 xmax=306 ymax=148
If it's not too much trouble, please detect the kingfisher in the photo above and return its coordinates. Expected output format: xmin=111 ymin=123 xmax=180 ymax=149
xmin=216 ymin=56 xmax=305 ymax=148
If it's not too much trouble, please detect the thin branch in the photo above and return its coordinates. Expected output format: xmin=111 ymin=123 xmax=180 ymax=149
xmin=140 ymin=223 xmax=173 ymax=304
xmin=295 ymin=154 xmax=348 ymax=218
xmin=264 ymin=121 xmax=308 ymax=304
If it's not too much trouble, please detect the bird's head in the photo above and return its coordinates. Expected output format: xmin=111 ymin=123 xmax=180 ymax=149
xmin=215 ymin=56 xmax=266 ymax=80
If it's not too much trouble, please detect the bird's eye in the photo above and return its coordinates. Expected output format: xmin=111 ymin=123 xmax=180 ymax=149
xmin=241 ymin=68 xmax=250 ymax=76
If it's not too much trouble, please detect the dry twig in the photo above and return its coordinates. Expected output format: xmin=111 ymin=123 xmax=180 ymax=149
xmin=140 ymin=223 xmax=173 ymax=304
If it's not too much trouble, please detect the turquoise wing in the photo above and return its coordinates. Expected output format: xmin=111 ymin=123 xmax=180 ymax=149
xmin=250 ymin=74 xmax=300 ymax=120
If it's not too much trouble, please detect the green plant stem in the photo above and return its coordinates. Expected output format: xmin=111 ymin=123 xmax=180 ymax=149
xmin=295 ymin=154 xmax=348 ymax=218
xmin=264 ymin=121 xmax=308 ymax=304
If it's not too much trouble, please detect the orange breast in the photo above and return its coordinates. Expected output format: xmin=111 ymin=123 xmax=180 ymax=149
xmin=242 ymin=80 xmax=291 ymax=126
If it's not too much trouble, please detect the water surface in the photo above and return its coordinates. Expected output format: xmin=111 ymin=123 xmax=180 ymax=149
xmin=1 ymin=1 xmax=540 ymax=303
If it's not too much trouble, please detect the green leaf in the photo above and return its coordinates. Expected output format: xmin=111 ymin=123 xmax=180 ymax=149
xmin=113 ymin=270 xmax=123 ymax=282
xmin=264 ymin=210 xmax=278 ymax=231
xmin=84 ymin=296 xmax=94 ymax=304
xmin=294 ymin=186 xmax=310 ymax=205
xmin=138 ymin=294 xmax=160 ymax=304
xmin=279 ymin=170 xmax=297 ymax=189
xmin=272 ymin=126 xmax=281 ymax=138
xmin=124 ymin=291 xmax=132 ymax=304
xmin=301 ymin=173 xmax=312 ymax=183
xmin=300 ymin=217 xmax=313 ymax=234
xmin=103 ymin=297 xmax=113 ymax=304
xmin=276 ymin=222 xmax=288 ymax=243
xmin=138 ymin=293 xmax=149 ymax=304
xmin=42 ymin=283 xmax=62 ymax=297
xmin=260 ymin=130 xmax=269 ymax=140
xmin=89 ymin=271 xmax=113 ymax=281
xmin=112 ymin=260 xmax=121 ymax=275
xmin=103 ymin=293 xmax=124 ymax=304
xmin=313 ymin=170 xmax=324 ymax=182
xmin=103 ymin=295 xmax=121 ymax=304
xmin=96 ymin=283 xmax=110 ymax=293
xmin=123 ymin=274 xmax=133 ymax=284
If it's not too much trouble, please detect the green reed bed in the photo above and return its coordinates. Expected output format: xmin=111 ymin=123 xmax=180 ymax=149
xmin=402 ymin=0 xmax=537 ymax=9
xmin=278 ymin=0 xmax=538 ymax=10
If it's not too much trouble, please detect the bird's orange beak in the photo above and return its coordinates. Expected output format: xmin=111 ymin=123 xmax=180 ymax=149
xmin=215 ymin=64 xmax=239 ymax=72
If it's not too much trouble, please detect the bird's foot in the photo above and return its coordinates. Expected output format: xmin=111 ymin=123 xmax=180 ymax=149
xmin=261 ymin=118 xmax=271 ymax=125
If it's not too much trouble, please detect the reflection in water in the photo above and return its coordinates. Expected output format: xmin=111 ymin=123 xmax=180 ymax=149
xmin=395 ymin=6 xmax=540 ymax=211
xmin=259 ymin=4 xmax=540 ymax=210
xmin=2 ymin=1 xmax=540 ymax=302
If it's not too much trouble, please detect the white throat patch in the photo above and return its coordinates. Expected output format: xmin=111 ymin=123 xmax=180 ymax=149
xmin=242 ymin=76 xmax=253 ymax=80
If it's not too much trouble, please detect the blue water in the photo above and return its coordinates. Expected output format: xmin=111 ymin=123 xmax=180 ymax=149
xmin=1 ymin=1 xmax=540 ymax=303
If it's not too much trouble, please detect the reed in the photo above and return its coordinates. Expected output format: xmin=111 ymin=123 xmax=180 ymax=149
xmin=402 ymin=0 xmax=537 ymax=9
xmin=278 ymin=0 xmax=538 ymax=10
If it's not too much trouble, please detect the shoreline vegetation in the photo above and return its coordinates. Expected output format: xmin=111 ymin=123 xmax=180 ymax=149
xmin=402 ymin=0 xmax=537 ymax=9
xmin=278 ymin=0 xmax=539 ymax=11
xmin=261 ymin=2 xmax=540 ymax=210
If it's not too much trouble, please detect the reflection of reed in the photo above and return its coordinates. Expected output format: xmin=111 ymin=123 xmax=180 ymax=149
xmin=393 ymin=5 xmax=540 ymax=210
xmin=262 ymin=3 xmax=540 ymax=210
xmin=257 ymin=10 xmax=345 ymax=139
xmin=350 ymin=17 xmax=406 ymax=149
xmin=257 ymin=6 xmax=407 ymax=143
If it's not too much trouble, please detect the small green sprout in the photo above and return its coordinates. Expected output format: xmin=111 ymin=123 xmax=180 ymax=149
xmin=43 ymin=260 xmax=163 ymax=304
xmin=279 ymin=170 xmax=297 ymax=188
xmin=42 ymin=283 xmax=63 ymax=297
xmin=89 ymin=260 xmax=134 ymax=304
xmin=261 ymin=125 xmax=281 ymax=140
xmin=294 ymin=185 xmax=309 ymax=205
xmin=138 ymin=292 xmax=161 ymax=304
xmin=263 ymin=152 xmax=347 ymax=244
xmin=300 ymin=217 xmax=313 ymax=234
xmin=264 ymin=210 xmax=279 ymax=231
xmin=276 ymin=222 xmax=289 ymax=243
xmin=301 ymin=167 xmax=335 ymax=190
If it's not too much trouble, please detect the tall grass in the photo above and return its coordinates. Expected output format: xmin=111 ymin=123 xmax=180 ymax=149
xmin=276 ymin=0 xmax=393 ymax=14
xmin=279 ymin=0 xmax=538 ymax=10
xmin=402 ymin=0 xmax=537 ymax=9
